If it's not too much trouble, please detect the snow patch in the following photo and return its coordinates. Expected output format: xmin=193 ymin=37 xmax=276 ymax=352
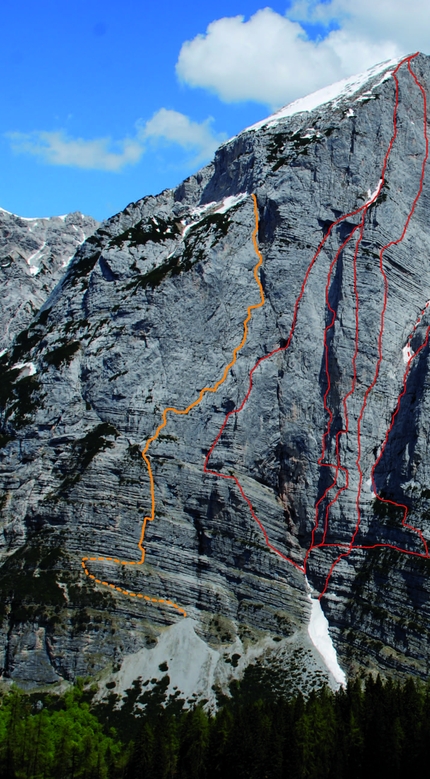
xmin=233 ymin=57 xmax=400 ymax=137
xmin=403 ymin=301 xmax=430 ymax=363
xmin=403 ymin=344 xmax=413 ymax=363
xmin=365 ymin=179 xmax=383 ymax=205
xmin=355 ymin=90 xmax=376 ymax=103
xmin=306 ymin=581 xmax=346 ymax=688
xmin=189 ymin=201 xmax=217 ymax=219
xmin=12 ymin=361 xmax=37 ymax=376
xmin=0 ymin=348 xmax=7 ymax=358
xmin=0 ymin=205 xmax=70 ymax=221
xmin=215 ymin=193 xmax=248 ymax=214
xmin=0 ymin=206 xmax=48 ymax=221
xmin=182 ymin=193 xmax=248 ymax=237
xmin=18 ymin=215 xmax=50 ymax=221
xmin=303 ymin=127 xmax=322 ymax=139
xmin=26 ymin=241 xmax=46 ymax=275
xmin=372 ymin=71 xmax=396 ymax=89
xmin=70 ymin=226 xmax=87 ymax=245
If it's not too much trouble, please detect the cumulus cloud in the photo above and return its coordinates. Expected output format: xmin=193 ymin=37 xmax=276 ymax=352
xmin=138 ymin=108 xmax=226 ymax=164
xmin=6 ymin=130 xmax=143 ymax=171
xmin=176 ymin=6 xmax=403 ymax=109
xmin=6 ymin=111 xmax=225 ymax=171
xmin=289 ymin=0 xmax=429 ymax=53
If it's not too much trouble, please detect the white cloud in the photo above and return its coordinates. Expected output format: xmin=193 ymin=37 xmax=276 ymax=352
xmin=289 ymin=0 xmax=430 ymax=53
xmin=6 ymin=111 xmax=225 ymax=172
xmin=175 ymin=7 xmax=403 ymax=109
xmin=138 ymin=108 xmax=226 ymax=164
xmin=6 ymin=130 xmax=143 ymax=172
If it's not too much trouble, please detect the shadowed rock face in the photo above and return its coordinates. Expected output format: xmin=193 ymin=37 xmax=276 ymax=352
xmin=1 ymin=53 xmax=430 ymax=694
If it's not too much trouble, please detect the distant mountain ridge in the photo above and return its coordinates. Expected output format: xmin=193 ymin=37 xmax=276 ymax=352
xmin=0 ymin=208 xmax=99 ymax=352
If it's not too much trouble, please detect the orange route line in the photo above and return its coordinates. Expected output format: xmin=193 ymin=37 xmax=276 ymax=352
xmin=81 ymin=194 xmax=265 ymax=617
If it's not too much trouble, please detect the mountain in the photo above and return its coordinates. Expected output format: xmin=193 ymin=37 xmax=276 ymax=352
xmin=1 ymin=52 xmax=430 ymax=702
xmin=0 ymin=208 xmax=99 ymax=352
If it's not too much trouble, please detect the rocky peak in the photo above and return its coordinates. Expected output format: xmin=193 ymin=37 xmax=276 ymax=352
xmin=0 ymin=208 xmax=99 ymax=352
xmin=1 ymin=53 xmax=430 ymax=700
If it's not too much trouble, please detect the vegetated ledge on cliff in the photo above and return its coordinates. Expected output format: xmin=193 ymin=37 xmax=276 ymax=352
xmin=1 ymin=53 xmax=430 ymax=702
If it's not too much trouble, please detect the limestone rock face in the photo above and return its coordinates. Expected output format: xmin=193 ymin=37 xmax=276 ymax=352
xmin=2 ymin=53 xmax=430 ymax=694
xmin=0 ymin=209 xmax=99 ymax=351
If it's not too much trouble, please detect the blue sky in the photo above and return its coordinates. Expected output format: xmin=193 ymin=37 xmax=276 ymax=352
xmin=0 ymin=0 xmax=424 ymax=221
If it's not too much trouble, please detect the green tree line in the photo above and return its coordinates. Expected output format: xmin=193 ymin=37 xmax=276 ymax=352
xmin=1 ymin=673 xmax=430 ymax=778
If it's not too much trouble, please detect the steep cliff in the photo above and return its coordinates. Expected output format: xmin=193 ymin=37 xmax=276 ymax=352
xmin=2 ymin=52 xmax=430 ymax=699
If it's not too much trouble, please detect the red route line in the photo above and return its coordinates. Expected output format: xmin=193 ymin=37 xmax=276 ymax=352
xmin=404 ymin=300 xmax=430 ymax=362
xmin=205 ymin=53 xmax=430 ymax=598
xmin=320 ymin=54 xmax=430 ymax=595
xmin=306 ymin=212 xmax=366 ymax=559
